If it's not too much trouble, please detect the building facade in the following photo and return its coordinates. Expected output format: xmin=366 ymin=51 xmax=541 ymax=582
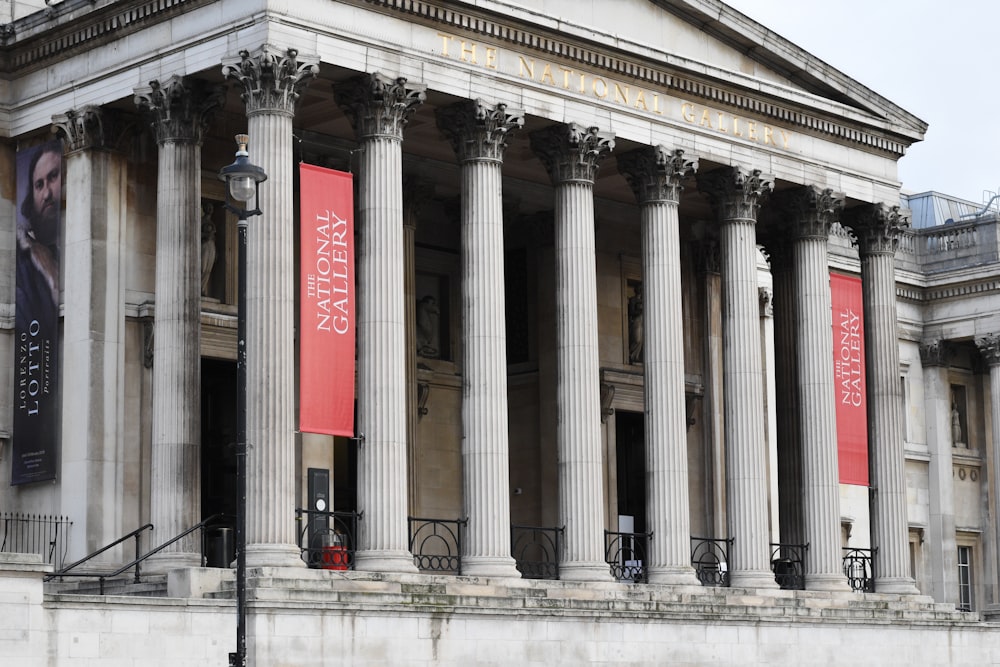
xmin=3 ymin=0 xmax=1000 ymax=664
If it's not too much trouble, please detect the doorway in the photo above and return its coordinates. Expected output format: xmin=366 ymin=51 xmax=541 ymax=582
xmin=201 ymin=358 xmax=237 ymax=565
xmin=615 ymin=410 xmax=646 ymax=534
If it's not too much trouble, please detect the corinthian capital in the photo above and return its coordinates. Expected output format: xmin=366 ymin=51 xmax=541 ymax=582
xmin=436 ymin=99 xmax=524 ymax=163
xmin=617 ymin=146 xmax=697 ymax=205
xmin=334 ymin=72 xmax=427 ymax=141
xmin=52 ymin=106 xmax=125 ymax=153
xmin=134 ymin=76 xmax=224 ymax=145
xmin=530 ymin=122 xmax=615 ymax=185
xmin=222 ymin=46 xmax=319 ymax=117
xmin=976 ymin=334 xmax=1000 ymax=367
xmin=696 ymin=165 xmax=773 ymax=222
xmin=771 ymin=185 xmax=845 ymax=240
xmin=919 ymin=339 xmax=951 ymax=367
xmin=841 ymin=203 xmax=910 ymax=256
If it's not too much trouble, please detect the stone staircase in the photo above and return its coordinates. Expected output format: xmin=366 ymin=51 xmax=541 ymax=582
xmin=45 ymin=574 xmax=169 ymax=597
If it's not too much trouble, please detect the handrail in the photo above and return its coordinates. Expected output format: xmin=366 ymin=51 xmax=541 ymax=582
xmin=45 ymin=523 xmax=153 ymax=582
xmin=45 ymin=514 xmax=226 ymax=594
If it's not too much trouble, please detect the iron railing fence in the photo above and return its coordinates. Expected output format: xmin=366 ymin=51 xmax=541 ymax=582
xmin=605 ymin=530 xmax=650 ymax=583
xmin=842 ymin=547 xmax=876 ymax=593
xmin=510 ymin=524 xmax=563 ymax=580
xmin=770 ymin=542 xmax=808 ymax=590
xmin=1 ymin=512 xmax=72 ymax=568
xmin=408 ymin=516 xmax=466 ymax=575
xmin=295 ymin=508 xmax=359 ymax=571
xmin=690 ymin=536 xmax=733 ymax=587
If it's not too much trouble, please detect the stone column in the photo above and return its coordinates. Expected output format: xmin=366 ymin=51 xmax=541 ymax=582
xmin=776 ymin=186 xmax=850 ymax=590
xmin=134 ymin=78 xmax=223 ymax=567
xmin=223 ymin=47 xmax=318 ymax=567
xmin=530 ymin=123 xmax=614 ymax=581
xmin=402 ymin=178 xmax=422 ymax=513
xmin=618 ymin=146 xmax=700 ymax=585
xmin=842 ymin=203 xmax=919 ymax=594
xmin=696 ymin=166 xmax=777 ymax=588
xmin=758 ymin=285 xmax=779 ymax=543
xmin=437 ymin=99 xmax=523 ymax=577
xmin=334 ymin=72 xmax=426 ymax=573
xmin=764 ymin=236 xmax=804 ymax=547
xmin=52 ymin=107 xmax=129 ymax=562
xmin=975 ymin=334 xmax=1000 ymax=606
xmin=920 ymin=339 xmax=958 ymax=603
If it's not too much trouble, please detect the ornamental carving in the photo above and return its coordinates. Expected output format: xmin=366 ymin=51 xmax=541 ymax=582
xmin=334 ymin=72 xmax=427 ymax=140
xmin=52 ymin=106 xmax=125 ymax=153
xmin=696 ymin=166 xmax=774 ymax=222
xmin=771 ymin=185 xmax=845 ymax=240
xmin=617 ymin=146 xmax=697 ymax=205
xmin=975 ymin=334 xmax=1000 ymax=367
xmin=758 ymin=286 xmax=774 ymax=318
xmin=699 ymin=238 xmax=720 ymax=274
xmin=529 ymin=122 xmax=615 ymax=185
xmin=436 ymin=99 xmax=524 ymax=163
xmin=918 ymin=339 xmax=951 ymax=367
xmin=222 ymin=46 xmax=319 ymax=117
xmin=841 ymin=203 xmax=910 ymax=256
xmin=133 ymin=76 xmax=224 ymax=145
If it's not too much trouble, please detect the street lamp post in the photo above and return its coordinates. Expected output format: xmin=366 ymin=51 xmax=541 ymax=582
xmin=218 ymin=134 xmax=267 ymax=667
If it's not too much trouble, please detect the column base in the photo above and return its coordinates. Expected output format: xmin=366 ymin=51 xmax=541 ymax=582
xmin=646 ymin=565 xmax=702 ymax=586
xmin=354 ymin=549 xmax=419 ymax=574
xmin=559 ymin=561 xmax=614 ymax=582
xmin=873 ymin=576 xmax=921 ymax=595
xmin=729 ymin=569 xmax=779 ymax=589
xmin=461 ymin=556 xmax=522 ymax=579
xmin=143 ymin=551 xmax=202 ymax=574
xmin=245 ymin=544 xmax=306 ymax=569
xmin=805 ymin=572 xmax=852 ymax=592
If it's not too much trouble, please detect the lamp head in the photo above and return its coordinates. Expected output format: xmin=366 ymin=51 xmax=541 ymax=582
xmin=219 ymin=134 xmax=267 ymax=204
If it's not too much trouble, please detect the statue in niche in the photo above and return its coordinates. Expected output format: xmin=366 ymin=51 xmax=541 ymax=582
xmin=416 ymin=295 xmax=441 ymax=358
xmin=628 ymin=283 xmax=643 ymax=364
xmin=952 ymin=402 xmax=965 ymax=446
xmin=200 ymin=202 xmax=217 ymax=297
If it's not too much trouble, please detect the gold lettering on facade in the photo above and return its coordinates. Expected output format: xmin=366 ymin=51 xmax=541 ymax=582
xmin=436 ymin=32 xmax=792 ymax=149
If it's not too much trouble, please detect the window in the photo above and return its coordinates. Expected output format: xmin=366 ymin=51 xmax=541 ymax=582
xmin=957 ymin=545 xmax=974 ymax=611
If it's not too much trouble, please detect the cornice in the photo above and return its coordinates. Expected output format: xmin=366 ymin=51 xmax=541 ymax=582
xmin=362 ymin=0 xmax=912 ymax=157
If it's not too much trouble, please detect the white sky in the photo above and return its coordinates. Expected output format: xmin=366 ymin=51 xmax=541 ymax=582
xmin=723 ymin=0 xmax=1000 ymax=207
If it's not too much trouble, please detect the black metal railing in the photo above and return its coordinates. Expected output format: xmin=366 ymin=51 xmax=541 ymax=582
xmin=1 ymin=512 xmax=73 ymax=568
xmin=295 ymin=508 xmax=359 ymax=571
xmin=45 ymin=515 xmax=226 ymax=593
xmin=408 ymin=516 xmax=466 ymax=575
xmin=770 ymin=542 xmax=808 ymax=590
xmin=842 ymin=547 xmax=876 ymax=592
xmin=605 ymin=530 xmax=650 ymax=583
xmin=691 ymin=536 xmax=732 ymax=587
xmin=511 ymin=524 xmax=563 ymax=580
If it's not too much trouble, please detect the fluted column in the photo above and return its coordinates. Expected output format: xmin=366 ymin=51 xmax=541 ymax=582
xmin=975 ymin=334 xmax=1000 ymax=606
xmin=697 ymin=166 xmax=777 ymax=588
xmin=920 ymin=340 xmax=957 ymax=603
xmin=134 ymin=78 xmax=223 ymax=567
xmin=52 ymin=107 xmax=129 ymax=562
xmin=334 ymin=72 xmax=426 ymax=572
xmin=530 ymin=123 xmax=614 ymax=581
xmin=618 ymin=146 xmax=700 ymax=585
xmin=842 ymin=203 xmax=919 ymax=594
xmin=224 ymin=47 xmax=318 ymax=567
xmin=776 ymin=186 xmax=850 ymax=590
xmin=437 ymin=100 xmax=524 ymax=577
xmin=764 ymin=235 xmax=804 ymax=547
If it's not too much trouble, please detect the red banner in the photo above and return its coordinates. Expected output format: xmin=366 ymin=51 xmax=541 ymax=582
xmin=831 ymin=272 xmax=868 ymax=486
xmin=299 ymin=164 xmax=355 ymax=436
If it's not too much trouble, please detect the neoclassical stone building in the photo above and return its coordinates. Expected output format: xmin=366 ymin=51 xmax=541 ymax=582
xmin=3 ymin=0 xmax=1000 ymax=664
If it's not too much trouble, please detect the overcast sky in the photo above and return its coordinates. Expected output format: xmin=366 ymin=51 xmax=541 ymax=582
xmin=723 ymin=0 xmax=999 ymax=207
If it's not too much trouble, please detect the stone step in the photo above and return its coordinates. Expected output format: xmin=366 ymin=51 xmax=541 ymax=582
xmin=46 ymin=574 xmax=169 ymax=597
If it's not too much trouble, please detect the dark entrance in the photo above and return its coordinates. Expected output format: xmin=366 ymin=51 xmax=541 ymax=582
xmin=201 ymin=357 xmax=237 ymax=566
xmin=615 ymin=410 xmax=646 ymax=534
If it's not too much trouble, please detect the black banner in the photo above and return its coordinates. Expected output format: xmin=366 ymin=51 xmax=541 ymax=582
xmin=12 ymin=140 xmax=62 ymax=485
